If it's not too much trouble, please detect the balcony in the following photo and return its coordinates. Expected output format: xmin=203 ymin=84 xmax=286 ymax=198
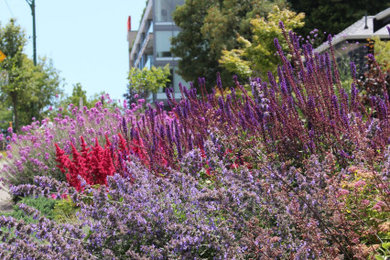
xmin=133 ymin=32 xmax=154 ymax=68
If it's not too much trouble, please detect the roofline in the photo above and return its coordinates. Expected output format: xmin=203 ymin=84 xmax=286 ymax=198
xmin=316 ymin=33 xmax=390 ymax=53
xmin=375 ymin=7 xmax=390 ymax=20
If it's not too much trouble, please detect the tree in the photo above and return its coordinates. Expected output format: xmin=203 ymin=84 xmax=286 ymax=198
xmin=287 ymin=0 xmax=390 ymax=44
xmin=219 ymin=6 xmax=304 ymax=79
xmin=64 ymin=83 xmax=88 ymax=108
xmin=124 ymin=65 xmax=170 ymax=104
xmin=171 ymin=0 xmax=288 ymax=90
xmin=18 ymin=57 xmax=62 ymax=124
xmin=0 ymin=20 xmax=62 ymax=130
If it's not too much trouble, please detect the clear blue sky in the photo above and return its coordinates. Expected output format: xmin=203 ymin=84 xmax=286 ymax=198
xmin=0 ymin=0 xmax=147 ymax=101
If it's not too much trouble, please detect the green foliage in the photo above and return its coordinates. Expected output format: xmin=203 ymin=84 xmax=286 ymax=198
xmin=375 ymin=239 xmax=390 ymax=260
xmin=0 ymin=19 xmax=62 ymax=130
xmin=125 ymin=64 xmax=170 ymax=102
xmin=373 ymin=36 xmax=390 ymax=71
xmin=63 ymin=83 xmax=89 ymax=108
xmin=18 ymin=57 xmax=63 ymax=125
xmin=171 ymin=0 xmax=288 ymax=89
xmin=219 ymin=5 xmax=305 ymax=79
xmin=2 ymin=196 xmax=55 ymax=224
xmin=52 ymin=197 xmax=79 ymax=223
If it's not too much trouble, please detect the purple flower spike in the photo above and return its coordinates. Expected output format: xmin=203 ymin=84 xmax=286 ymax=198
xmin=350 ymin=62 xmax=356 ymax=79
xmin=216 ymin=72 xmax=223 ymax=91
xmin=274 ymin=38 xmax=281 ymax=51
xmin=279 ymin=21 xmax=285 ymax=30
xmin=327 ymin=34 xmax=333 ymax=45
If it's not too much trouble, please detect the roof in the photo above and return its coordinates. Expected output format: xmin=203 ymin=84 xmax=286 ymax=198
xmin=315 ymin=7 xmax=390 ymax=53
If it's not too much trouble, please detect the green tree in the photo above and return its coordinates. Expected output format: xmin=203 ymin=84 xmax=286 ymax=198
xmin=219 ymin=6 xmax=305 ymax=79
xmin=287 ymin=0 xmax=390 ymax=44
xmin=171 ymin=0 xmax=287 ymax=90
xmin=18 ymin=57 xmax=62 ymax=125
xmin=64 ymin=83 xmax=88 ymax=108
xmin=0 ymin=19 xmax=28 ymax=130
xmin=124 ymin=65 xmax=170 ymax=103
xmin=0 ymin=20 xmax=62 ymax=130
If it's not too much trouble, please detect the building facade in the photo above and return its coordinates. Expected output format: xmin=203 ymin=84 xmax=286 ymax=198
xmin=315 ymin=7 xmax=390 ymax=76
xmin=127 ymin=0 xmax=186 ymax=102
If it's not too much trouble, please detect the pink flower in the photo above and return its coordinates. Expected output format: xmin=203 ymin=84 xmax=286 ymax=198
xmin=354 ymin=180 xmax=366 ymax=188
xmin=336 ymin=189 xmax=349 ymax=198
xmin=373 ymin=201 xmax=386 ymax=212
xmin=361 ymin=199 xmax=370 ymax=206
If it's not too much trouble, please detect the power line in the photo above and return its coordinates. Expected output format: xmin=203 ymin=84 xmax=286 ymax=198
xmin=3 ymin=0 xmax=14 ymax=17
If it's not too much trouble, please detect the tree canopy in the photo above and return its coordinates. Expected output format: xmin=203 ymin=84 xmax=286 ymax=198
xmin=0 ymin=20 xmax=62 ymax=130
xmin=124 ymin=65 xmax=171 ymax=104
xmin=171 ymin=0 xmax=288 ymax=90
xmin=219 ymin=6 xmax=304 ymax=79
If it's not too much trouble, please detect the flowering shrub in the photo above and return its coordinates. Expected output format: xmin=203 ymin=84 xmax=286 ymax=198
xmin=2 ymin=140 xmax=389 ymax=258
xmin=55 ymin=136 xmax=116 ymax=191
xmin=0 ymin=24 xmax=389 ymax=259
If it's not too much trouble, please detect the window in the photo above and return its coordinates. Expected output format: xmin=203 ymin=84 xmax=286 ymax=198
xmin=154 ymin=0 xmax=184 ymax=23
xmin=155 ymin=31 xmax=179 ymax=58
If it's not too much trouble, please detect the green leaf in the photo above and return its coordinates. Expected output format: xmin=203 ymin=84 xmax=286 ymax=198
xmin=382 ymin=242 xmax=390 ymax=250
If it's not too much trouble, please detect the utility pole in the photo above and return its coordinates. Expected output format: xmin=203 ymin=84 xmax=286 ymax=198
xmin=25 ymin=0 xmax=37 ymax=66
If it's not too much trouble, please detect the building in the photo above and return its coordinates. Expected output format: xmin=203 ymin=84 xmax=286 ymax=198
xmin=127 ymin=0 xmax=186 ymax=102
xmin=315 ymin=7 xmax=390 ymax=76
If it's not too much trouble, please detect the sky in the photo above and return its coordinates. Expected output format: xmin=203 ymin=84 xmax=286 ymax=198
xmin=0 ymin=0 xmax=147 ymax=101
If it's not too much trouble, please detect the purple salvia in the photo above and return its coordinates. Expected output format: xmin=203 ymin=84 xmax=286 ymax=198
xmin=166 ymin=124 xmax=173 ymax=147
xmin=267 ymin=72 xmax=277 ymax=93
xmin=232 ymin=75 xmax=238 ymax=84
xmin=238 ymin=111 xmax=246 ymax=129
xmin=350 ymin=62 xmax=357 ymax=80
xmin=280 ymin=79 xmax=288 ymax=96
xmin=174 ymin=121 xmax=182 ymax=159
xmin=324 ymin=52 xmax=333 ymax=85
xmin=130 ymin=127 xmax=136 ymax=140
xmin=188 ymin=134 xmax=193 ymax=151
xmin=181 ymin=83 xmax=190 ymax=100
xmin=225 ymin=95 xmax=233 ymax=123
xmin=122 ymin=117 xmax=128 ymax=140
xmin=159 ymin=125 xmax=165 ymax=140
xmin=350 ymin=83 xmax=358 ymax=110
xmin=216 ymin=72 xmax=223 ymax=92
xmin=190 ymin=86 xmax=197 ymax=99
xmin=378 ymin=99 xmax=388 ymax=120
xmin=261 ymin=81 xmax=269 ymax=98
xmin=278 ymin=20 xmax=285 ymax=30
xmin=251 ymin=80 xmax=259 ymax=102
xmin=218 ymin=95 xmax=225 ymax=110
xmin=331 ymin=95 xmax=339 ymax=118
xmin=274 ymin=38 xmax=282 ymax=54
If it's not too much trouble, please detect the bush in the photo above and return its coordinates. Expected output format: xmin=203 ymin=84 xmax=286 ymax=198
xmin=0 ymin=24 xmax=389 ymax=259
xmin=2 ymin=196 xmax=55 ymax=224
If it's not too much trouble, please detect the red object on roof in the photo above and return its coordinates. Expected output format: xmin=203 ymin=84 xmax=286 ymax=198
xmin=127 ymin=16 xmax=131 ymax=32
